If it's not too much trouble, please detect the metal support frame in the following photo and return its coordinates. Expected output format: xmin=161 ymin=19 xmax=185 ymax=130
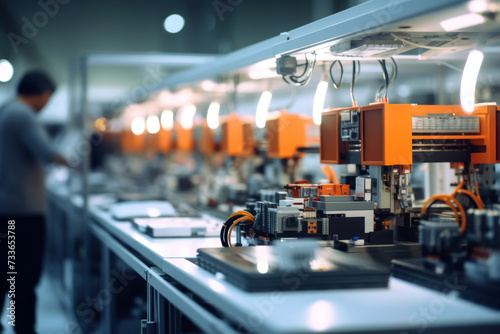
xmin=150 ymin=0 xmax=480 ymax=92
xmin=147 ymin=267 xmax=238 ymax=334
xmin=90 ymin=223 xmax=238 ymax=334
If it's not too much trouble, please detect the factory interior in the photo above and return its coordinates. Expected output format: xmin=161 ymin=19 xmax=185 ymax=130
xmin=1 ymin=0 xmax=500 ymax=333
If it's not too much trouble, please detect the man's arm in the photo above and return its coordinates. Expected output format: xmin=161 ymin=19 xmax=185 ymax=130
xmin=12 ymin=109 xmax=61 ymax=165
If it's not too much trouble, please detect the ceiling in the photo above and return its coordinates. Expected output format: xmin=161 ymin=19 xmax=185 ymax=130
xmin=0 ymin=0 xmax=363 ymax=86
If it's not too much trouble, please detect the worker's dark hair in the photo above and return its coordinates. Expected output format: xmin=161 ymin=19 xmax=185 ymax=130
xmin=17 ymin=70 xmax=56 ymax=96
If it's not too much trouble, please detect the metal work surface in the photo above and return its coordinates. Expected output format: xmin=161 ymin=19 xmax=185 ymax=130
xmin=162 ymin=258 xmax=500 ymax=334
xmin=89 ymin=206 xmax=222 ymax=268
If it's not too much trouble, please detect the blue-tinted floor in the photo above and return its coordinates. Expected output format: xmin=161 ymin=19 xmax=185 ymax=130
xmin=1 ymin=271 xmax=71 ymax=334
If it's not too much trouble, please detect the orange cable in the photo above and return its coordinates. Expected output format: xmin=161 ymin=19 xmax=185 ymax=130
xmin=321 ymin=166 xmax=339 ymax=184
xmin=228 ymin=217 xmax=254 ymax=247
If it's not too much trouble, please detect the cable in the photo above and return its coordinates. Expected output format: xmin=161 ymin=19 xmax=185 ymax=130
xmin=282 ymin=53 xmax=317 ymax=87
xmin=227 ymin=217 xmax=254 ymax=247
xmin=475 ymin=180 xmax=485 ymax=206
xmin=422 ymin=194 xmax=460 ymax=223
xmin=451 ymin=179 xmax=465 ymax=198
xmin=389 ymin=57 xmax=398 ymax=85
xmin=220 ymin=211 xmax=255 ymax=247
xmin=350 ymin=60 xmax=360 ymax=107
xmin=456 ymin=189 xmax=485 ymax=209
xmin=420 ymin=177 xmax=487 ymax=235
xmin=321 ymin=165 xmax=339 ymax=184
xmin=376 ymin=57 xmax=398 ymax=101
xmin=329 ymin=60 xmax=343 ymax=89
xmin=377 ymin=59 xmax=389 ymax=100
xmin=390 ymin=33 xmax=464 ymax=50
xmin=421 ymin=194 xmax=466 ymax=234
xmin=228 ymin=210 xmax=254 ymax=219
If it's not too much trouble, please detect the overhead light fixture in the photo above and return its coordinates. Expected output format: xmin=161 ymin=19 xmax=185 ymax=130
xmin=256 ymin=91 xmax=272 ymax=129
xmin=207 ymin=102 xmax=220 ymax=130
xmin=312 ymin=74 xmax=329 ymax=125
xmin=146 ymin=115 xmax=160 ymax=134
xmin=460 ymin=49 xmax=484 ymax=113
xmin=164 ymin=14 xmax=185 ymax=33
xmin=440 ymin=13 xmax=486 ymax=31
xmin=468 ymin=0 xmax=488 ymax=13
xmin=201 ymin=80 xmax=216 ymax=91
xmin=0 ymin=59 xmax=14 ymax=83
xmin=131 ymin=117 xmax=146 ymax=135
xmin=161 ymin=110 xmax=174 ymax=130
xmin=180 ymin=104 xmax=196 ymax=130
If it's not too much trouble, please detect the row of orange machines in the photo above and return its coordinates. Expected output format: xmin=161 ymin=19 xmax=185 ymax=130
xmin=112 ymin=111 xmax=318 ymax=159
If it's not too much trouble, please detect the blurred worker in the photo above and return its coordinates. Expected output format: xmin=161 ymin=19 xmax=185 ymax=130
xmin=0 ymin=70 xmax=69 ymax=334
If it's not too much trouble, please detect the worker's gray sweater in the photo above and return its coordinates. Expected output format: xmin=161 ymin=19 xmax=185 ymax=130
xmin=0 ymin=99 xmax=57 ymax=214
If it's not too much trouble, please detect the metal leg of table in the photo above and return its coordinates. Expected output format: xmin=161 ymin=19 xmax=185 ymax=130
xmin=101 ymin=244 xmax=113 ymax=334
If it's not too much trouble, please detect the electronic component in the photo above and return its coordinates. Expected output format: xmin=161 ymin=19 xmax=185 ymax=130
xmin=197 ymin=246 xmax=389 ymax=292
xmin=355 ymin=177 xmax=373 ymax=201
xmin=221 ymin=182 xmax=375 ymax=245
xmin=284 ymin=183 xmax=350 ymax=198
xmin=313 ymin=195 xmax=374 ymax=238
xmin=412 ymin=114 xmax=480 ymax=134
xmin=110 ymin=201 xmax=176 ymax=220
xmin=393 ymin=205 xmax=500 ymax=310
xmin=419 ymin=218 xmax=462 ymax=265
xmin=340 ymin=109 xmax=361 ymax=141
xmin=284 ymin=184 xmax=319 ymax=198
xmin=330 ymin=35 xmax=406 ymax=58
xmin=132 ymin=217 xmax=220 ymax=238
xmin=276 ymin=55 xmax=297 ymax=75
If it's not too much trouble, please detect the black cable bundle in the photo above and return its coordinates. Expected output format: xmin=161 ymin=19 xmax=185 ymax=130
xmin=329 ymin=60 xmax=344 ymax=89
xmin=220 ymin=211 xmax=255 ymax=247
xmin=282 ymin=53 xmax=317 ymax=86
xmin=377 ymin=57 xmax=398 ymax=100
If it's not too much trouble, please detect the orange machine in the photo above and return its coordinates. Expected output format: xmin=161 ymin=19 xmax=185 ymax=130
xmin=320 ymin=107 xmax=352 ymax=164
xmin=320 ymin=102 xmax=499 ymax=166
xmin=175 ymin=123 xmax=195 ymax=152
xmin=121 ymin=130 xmax=145 ymax=154
xmin=147 ymin=128 xmax=173 ymax=154
xmin=220 ymin=113 xmax=254 ymax=157
xmin=412 ymin=103 xmax=499 ymax=165
xmin=360 ymin=103 xmax=413 ymax=166
xmin=198 ymin=122 xmax=217 ymax=155
xmin=318 ymin=183 xmax=350 ymax=196
xmin=284 ymin=183 xmax=350 ymax=198
xmin=267 ymin=111 xmax=318 ymax=159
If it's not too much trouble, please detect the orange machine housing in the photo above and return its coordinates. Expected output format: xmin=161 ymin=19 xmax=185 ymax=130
xmin=175 ymin=124 xmax=195 ymax=152
xmin=360 ymin=103 xmax=413 ymax=166
xmin=285 ymin=183 xmax=350 ymax=198
xmin=121 ymin=130 xmax=145 ymax=154
xmin=267 ymin=111 xmax=310 ymax=159
xmin=412 ymin=103 xmax=499 ymax=165
xmin=320 ymin=107 xmax=351 ymax=164
xmin=148 ymin=128 xmax=173 ymax=154
xmin=320 ymin=102 xmax=499 ymax=166
xmin=220 ymin=113 xmax=254 ymax=157
xmin=318 ymin=183 xmax=350 ymax=196
xmin=198 ymin=123 xmax=217 ymax=155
